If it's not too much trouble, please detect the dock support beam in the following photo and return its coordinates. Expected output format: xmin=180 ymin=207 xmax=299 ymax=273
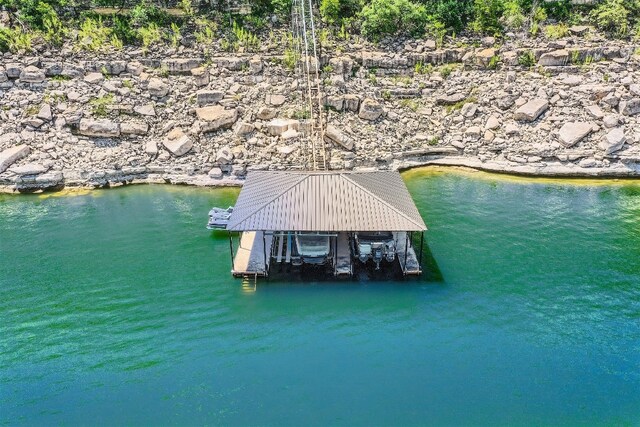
xmin=228 ymin=232 xmax=234 ymax=270
xmin=262 ymin=231 xmax=268 ymax=276
xmin=418 ymin=231 xmax=424 ymax=271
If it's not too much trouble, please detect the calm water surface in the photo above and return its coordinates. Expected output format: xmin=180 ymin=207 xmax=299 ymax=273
xmin=1 ymin=168 xmax=639 ymax=426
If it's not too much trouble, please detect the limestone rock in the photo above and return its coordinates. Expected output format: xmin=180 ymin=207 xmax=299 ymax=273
xmin=196 ymin=89 xmax=224 ymax=106
xmin=37 ymin=104 xmax=52 ymax=122
xmin=586 ymin=105 xmax=604 ymax=119
xmin=465 ymin=126 xmax=482 ymax=140
xmin=461 ymin=103 xmax=477 ymax=118
xmin=19 ymin=66 xmax=45 ymax=83
xmin=630 ymin=84 xmax=640 ymax=97
xmin=257 ymin=107 xmax=276 ymax=120
xmin=485 ymin=115 xmax=500 ymax=130
xmin=599 ymin=127 xmax=626 ymax=155
xmin=216 ymin=146 xmax=234 ymax=165
xmin=78 ymin=119 xmax=120 ymax=137
xmin=267 ymin=94 xmax=286 ymax=106
xmin=208 ymin=167 xmax=223 ymax=179
xmin=145 ymin=140 xmax=158 ymax=156
xmin=126 ymin=61 xmax=144 ymax=76
xmin=324 ymin=125 xmax=353 ymax=150
xmin=191 ymin=67 xmax=209 ymax=86
xmin=234 ymin=122 xmax=255 ymax=136
xmin=476 ymin=48 xmax=496 ymax=68
xmin=619 ymin=98 xmax=640 ymax=116
xmin=196 ymin=106 xmax=238 ymax=132
xmin=344 ymin=95 xmax=360 ymax=112
xmin=436 ymin=93 xmax=466 ymax=105
xmin=148 ymin=78 xmax=169 ymax=97
xmin=539 ymin=49 xmax=569 ymax=66
xmin=514 ymin=99 xmax=549 ymax=122
xmin=603 ymin=115 xmax=619 ymax=128
xmin=84 ymin=72 xmax=104 ymax=84
xmin=5 ymin=63 xmax=22 ymax=79
xmin=558 ymin=122 xmax=593 ymax=147
xmin=267 ymin=118 xmax=299 ymax=136
xmin=281 ymin=128 xmax=299 ymax=140
xmin=358 ymin=98 xmax=383 ymax=120
xmin=134 ymin=104 xmax=156 ymax=116
xmin=162 ymin=58 xmax=201 ymax=74
xmin=163 ymin=128 xmax=192 ymax=156
xmin=9 ymin=162 xmax=48 ymax=176
xmin=121 ymin=122 xmax=149 ymax=135
xmin=0 ymin=144 xmax=30 ymax=174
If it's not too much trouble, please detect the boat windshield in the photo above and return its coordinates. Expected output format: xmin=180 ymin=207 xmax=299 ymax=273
xmin=296 ymin=235 xmax=330 ymax=257
xmin=358 ymin=232 xmax=393 ymax=242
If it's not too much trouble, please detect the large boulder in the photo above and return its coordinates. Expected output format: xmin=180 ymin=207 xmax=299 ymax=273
xmin=162 ymin=58 xmax=202 ymax=74
xmin=475 ymin=48 xmax=496 ymax=68
xmin=558 ymin=122 xmax=593 ymax=147
xmin=324 ymin=125 xmax=353 ymax=150
xmin=0 ymin=144 xmax=30 ymax=174
xmin=619 ymin=98 xmax=640 ymax=116
xmin=216 ymin=145 xmax=234 ymax=165
xmin=19 ymin=66 xmax=45 ymax=83
xmin=266 ymin=118 xmax=299 ymax=136
xmin=196 ymin=106 xmax=238 ymax=132
xmin=78 ymin=119 xmax=120 ymax=137
xmin=599 ymin=127 xmax=626 ymax=155
xmin=147 ymin=78 xmax=169 ymax=97
xmin=163 ymin=128 xmax=192 ymax=156
xmin=436 ymin=93 xmax=467 ymax=105
xmin=196 ymin=90 xmax=224 ymax=106
xmin=538 ymin=49 xmax=569 ymax=66
xmin=358 ymin=98 xmax=383 ymax=120
xmin=514 ymin=99 xmax=549 ymax=122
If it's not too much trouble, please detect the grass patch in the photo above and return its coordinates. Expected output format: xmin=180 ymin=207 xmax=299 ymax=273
xmin=90 ymin=94 xmax=115 ymax=118
xmin=446 ymin=96 xmax=477 ymax=113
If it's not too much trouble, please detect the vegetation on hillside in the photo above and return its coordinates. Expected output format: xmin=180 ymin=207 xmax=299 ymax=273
xmin=0 ymin=0 xmax=639 ymax=53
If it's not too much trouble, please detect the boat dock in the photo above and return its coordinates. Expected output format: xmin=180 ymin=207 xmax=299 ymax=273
xmin=223 ymin=170 xmax=428 ymax=280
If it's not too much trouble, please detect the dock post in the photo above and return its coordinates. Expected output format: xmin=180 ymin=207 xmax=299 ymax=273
xmin=262 ymin=231 xmax=268 ymax=277
xmin=419 ymin=231 xmax=424 ymax=269
xmin=403 ymin=231 xmax=409 ymax=274
xmin=228 ymin=232 xmax=234 ymax=270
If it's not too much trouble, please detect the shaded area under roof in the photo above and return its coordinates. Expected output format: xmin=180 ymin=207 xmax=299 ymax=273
xmin=226 ymin=171 xmax=427 ymax=232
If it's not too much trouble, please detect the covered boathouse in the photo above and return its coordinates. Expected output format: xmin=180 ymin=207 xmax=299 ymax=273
xmin=224 ymin=170 xmax=427 ymax=279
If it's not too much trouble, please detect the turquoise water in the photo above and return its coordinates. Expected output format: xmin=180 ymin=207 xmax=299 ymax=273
xmin=1 ymin=169 xmax=639 ymax=426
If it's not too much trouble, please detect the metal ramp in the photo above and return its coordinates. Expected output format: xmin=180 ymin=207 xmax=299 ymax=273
xmin=232 ymin=231 xmax=273 ymax=277
xmin=335 ymin=232 xmax=352 ymax=277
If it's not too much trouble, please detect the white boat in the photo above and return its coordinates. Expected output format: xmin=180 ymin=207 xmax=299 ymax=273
xmin=207 ymin=206 xmax=234 ymax=230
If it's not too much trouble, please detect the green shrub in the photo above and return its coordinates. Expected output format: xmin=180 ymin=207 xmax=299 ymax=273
xmin=361 ymin=0 xmax=429 ymax=40
xmin=112 ymin=16 xmax=137 ymax=45
xmin=544 ymin=23 xmax=569 ymax=39
xmin=170 ymin=22 xmax=181 ymax=47
xmin=470 ymin=0 xmax=503 ymax=34
xmin=320 ymin=0 xmax=340 ymax=25
xmin=501 ymin=0 xmax=525 ymax=31
xmin=138 ymin=23 xmax=162 ymax=51
xmin=425 ymin=18 xmax=447 ymax=48
xmin=76 ymin=18 xmax=112 ymax=52
xmin=517 ymin=50 xmax=536 ymax=67
xmin=590 ymin=0 xmax=629 ymax=37
xmin=529 ymin=5 xmax=548 ymax=36
xmin=439 ymin=64 xmax=455 ymax=79
xmin=430 ymin=0 xmax=474 ymax=34
xmin=414 ymin=61 xmax=433 ymax=75
xmin=195 ymin=19 xmax=217 ymax=45
xmin=90 ymin=94 xmax=114 ymax=118
xmin=0 ymin=26 xmax=33 ymax=53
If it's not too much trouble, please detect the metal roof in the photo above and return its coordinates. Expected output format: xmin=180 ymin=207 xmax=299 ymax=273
xmin=226 ymin=171 xmax=427 ymax=232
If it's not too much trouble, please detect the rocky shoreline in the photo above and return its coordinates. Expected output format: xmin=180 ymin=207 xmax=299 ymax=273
xmin=1 ymin=30 xmax=640 ymax=193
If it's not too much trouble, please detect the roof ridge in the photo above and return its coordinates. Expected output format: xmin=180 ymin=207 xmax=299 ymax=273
xmin=228 ymin=172 xmax=308 ymax=229
xmin=340 ymin=173 xmax=426 ymax=230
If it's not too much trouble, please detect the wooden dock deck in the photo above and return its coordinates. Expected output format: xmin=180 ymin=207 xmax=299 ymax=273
xmin=232 ymin=231 xmax=273 ymax=277
xmin=395 ymin=232 xmax=421 ymax=275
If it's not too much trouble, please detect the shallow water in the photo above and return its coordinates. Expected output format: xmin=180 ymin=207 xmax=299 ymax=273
xmin=1 ymin=169 xmax=639 ymax=426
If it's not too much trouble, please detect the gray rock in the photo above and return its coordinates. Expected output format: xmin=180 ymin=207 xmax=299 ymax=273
xmin=358 ymin=98 xmax=383 ymax=120
xmin=569 ymin=25 xmax=589 ymax=35
xmin=630 ymin=84 xmax=640 ymax=97
xmin=436 ymin=93 xmax=466 ymax=105
xmin=619 ymin=98 xmax=640 ymax=116
xmin=37 ymin=104 xmax=52 ymax=122
xmin=465 ymin=126 xmax=482 ymax=140
xmin=84 ymin=72 xmax=104 ymax=84
xmin=267 ymin=118 xmax=299 ymax=136
xmin=148 ymin=78 xmax=169 ymax=97
xmin=216 ymin=146 xmax=234 ymax=165
xmin=539 ymin=49 xmax=569 ymax=66
xmin=599 ymin=127 xmax=626 ymax=155
xmin=485 ymin=115 xmax=501 ymax=130
xmin=208 ymin=167 xmax=223 ymax=179
xmin=514 ymin=99 xmax=549 ymax=122
xmin=191 ymin=67 xmax=209 ymax=86
xmin=163 ymin=128 xmax=192 ymax=156
xmin=234 ymin=122 xmax=255 ymax=136
xmin=145 ymin=140 xmax=158 ymax=156
xmin=0 ymin=144 xmax=30 ymax=174
xmin=121 ymin=122 xmax=149 ymax=135
xmin=558 ymin=122 xmax=593 ymax=147
xmin=461 ymin=103 xmax=477 ymax=118
xmin=344 ymin=95 xmax=360 ymax=112
xmin=5 ymin=63 xmax=22 ymax=79
xmin=196 ymin=90 xmax=224 ymax=106
xmin=257 ymin=107 xmax=276 ymax=120
xmin=78 ymin=119 xmax=120 ymax=137
xmin=19 ymin=66 xmax=45 ymax=83
xmin=126 ymin=61 xmax=144 ymax=76
xmin=586 ymin=105 xmax=604 ymax=119
xmin=162 ymin=58 xmax=202 ymax=74
xmin=324 ymin=125 xmax=353 ymax=150
xmin=9 ymin=162 xmax=48 ymax=176
xmin=603 ymin=115 xmax=619 ymax=128
xmin=134 ymin=104 xmax=156 ymax=116
xmin=196 ymin=106 xmax=238 ymax=132
xmin=267 ymin=94 xmax=286 ymax=106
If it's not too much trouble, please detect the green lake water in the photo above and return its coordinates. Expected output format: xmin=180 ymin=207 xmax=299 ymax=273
xmin=1 ymin=168 xmax=639 ymax=426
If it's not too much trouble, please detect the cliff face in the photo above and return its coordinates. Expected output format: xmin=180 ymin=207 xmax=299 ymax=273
xmin=1 ymin=31 xmax=640 ymax=192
